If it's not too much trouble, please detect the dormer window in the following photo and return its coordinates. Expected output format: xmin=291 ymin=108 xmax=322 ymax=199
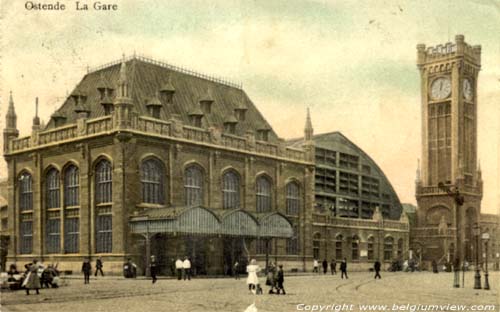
xmin=100 ymin=94 xmax=114 ymax=116
xmin=51 ymin=111 xmax=66 ymax=127
xmin=257 ymin=129 xmax=270 ymax=141
xmin=146 ymin=95 xmax=162 ymax=119
xmin=188 ymin=107 xmax=204 ymax=128
xmin=199 ymin=89 xmax=213 ymax=114
xmin=160 ymin=75 xmax=175 ymax=104
xmin=224 ymin=115 xmax=238 ymax=134
xmin=235 ymin=108 xmax=247 ymax=121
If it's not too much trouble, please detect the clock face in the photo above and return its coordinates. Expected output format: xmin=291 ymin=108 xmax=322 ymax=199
xmin=430 ymin=77 xmax=451 ymax=100
xmin=463 ymin=79 xmax=473 ymax=101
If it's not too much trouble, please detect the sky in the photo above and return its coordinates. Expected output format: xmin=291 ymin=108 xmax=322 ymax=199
xmin=0 ymin=0 xmax=499 ymax=214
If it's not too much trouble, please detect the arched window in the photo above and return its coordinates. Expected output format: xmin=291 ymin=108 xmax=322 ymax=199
xmin=384 ymin=237 xmax=394 ymax=261
xmin=313 ymin=233 xmax=321 ymax=259
xmin=286 ymin=226 xmax=299 ymax=255
xmin=256 ymin=175 xmax=272 ymax=213
xmin=222 ymin=170 xmax=240 ymax=209
xmin=286 ymin=182 xmax=300 ymax=215
xmin=95 ymin=159 xmax=112 ymax=253
xmin=64 ymin=165 xmax=79 ymax=253
xmin=335 ymin=234 xmax=343 ymax=260
xmin=19 ymin=172 xmax=33 ymax=212
xmin=367 ymin=236 xmax=375 ymax=260
xmin=185 ymin=165 xmax=203 ymax=207
xmin=45 ymin=168 xmax=61 ymax=254
xmin=141 ymin=158 xmax=165 ymax=204
xmin=397 ymin=238 xmax=403 ymax=258
xmin=19 ymin=172 xmax=33 ymax=254
xmin=352 ymin=235 xmax=360 ymax=261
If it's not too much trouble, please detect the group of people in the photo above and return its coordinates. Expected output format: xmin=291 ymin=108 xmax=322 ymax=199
xmin=313 ymin=258 xmax=349 ymax=279
xmin=313 ymin=258 xmax=383 ymax=279
xmin=246 ymin=259 xmax=285 ymax=295
xmin=81 ymin=257 xmax=105 ymax=284
xmin=8 ymin=259 xmax=61 ymax=295
xmin=174 ymin=257 xmax=192 ymax=281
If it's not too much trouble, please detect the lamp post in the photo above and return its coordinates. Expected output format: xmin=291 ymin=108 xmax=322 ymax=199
xmin=437 ymin=182 xmax=464 ymax=288
xmin=473 ymin=223 xmax=482 ymax=289
xmin=482 ymin=232 xmax=490 ymax=290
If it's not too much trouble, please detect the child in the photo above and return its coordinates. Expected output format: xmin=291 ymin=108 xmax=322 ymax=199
xmin=276 ymin=265 xmax=285 ymax=295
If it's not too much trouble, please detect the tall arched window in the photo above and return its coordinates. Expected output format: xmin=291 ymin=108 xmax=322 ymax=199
xmin=352 ymin=235 xmax=360 ymax=261
xmin=367 ymin=236 xmax=375 ymax=260
xmin=95 ymin=159 xmax=112 ymax=253
xmin=384 ymin=237 xmax=394 ymax=261
xmin=19 ymin=172 xmax=33 ymax=254
xmin=335 ymin=234 xmax=343 ymax=260
xmin=64 ymin=165 xmax=79 ymax=253
xmin=185 ymin=165 xmax=203 ymax=207
xmin=45 ymin=168 xmax=61 ymax=254
xmin=141 ymin=158 xmax=165 ymax=204
xmin=286 ymin=226 xmax=299 ymax=255
xmin=256 ymin=175 xmax=272 ymax=213
xmin=313 ymin=233 xmax=321 ymax=259
xmin=222 ymin=170 xmax=240 ymax=209
xmin=286 ymin=182 xmax=300 ymax=215
xmin=397 ymin=238 xmax=403 ymax=259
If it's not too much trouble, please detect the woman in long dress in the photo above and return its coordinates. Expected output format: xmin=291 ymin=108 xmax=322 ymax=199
xmin=246 ymin=259 xmax=261 ymax=293
xmin=23 ymin=259 xmax=41 ymax=295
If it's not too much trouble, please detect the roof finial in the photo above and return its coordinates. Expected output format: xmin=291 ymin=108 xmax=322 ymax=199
xmin=32 ymin=97 xmax=41 ymax=128
xmin=305 ymin=107 xmax=313 ymax=141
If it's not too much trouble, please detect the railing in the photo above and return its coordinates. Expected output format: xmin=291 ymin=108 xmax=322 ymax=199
xmin=221 ymin=133 xmax=247 ymax=150
xmin=411 ymin=227 xmax=457 ymax=237
xmin=313 ymin=214 xmax=408 ymax=231
xmin=11 ymin=136 xmax=31 ymax=151
xmin=255 ymin=141 xmax=278 ymax=156
xmin=417 ymin=185 xmax=481 ymax=195
xmin=183 ymin=126 xmax=210 ymax=143
xmin=86 ymin=116 xmax=113 ymax=134
xmin=38 ymin=124 xmax=78 ymax=144
xmin=7 ymin=115 xmax=310 ymax=163
xmin=136 ymin=117 xmax=171 ymax=136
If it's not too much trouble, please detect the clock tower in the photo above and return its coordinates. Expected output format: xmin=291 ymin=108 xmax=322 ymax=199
xmin=413 ymin=35 xmax=483 ymax=264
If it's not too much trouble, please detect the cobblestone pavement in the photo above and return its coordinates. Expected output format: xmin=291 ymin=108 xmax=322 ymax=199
xmin=1 ymin=271 xmax=498 ymax=312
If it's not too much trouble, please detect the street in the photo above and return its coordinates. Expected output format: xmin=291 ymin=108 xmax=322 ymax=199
xmin=1 ymin=271 xmax=498 ymax=312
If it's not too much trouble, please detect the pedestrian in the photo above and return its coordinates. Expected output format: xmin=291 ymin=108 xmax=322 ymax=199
xmin=330 ymin=259 xmax=337 ymax=275
xmin=23 ymin=259 xmax=41 ymax=295
xmin=340 ymin=258 xmax=348 ymax=279
xmin=95 ymin=256 xmax=104 ymax=277
xmin=453 ymin=258 xmax=460 ymax=288
xmin=313 ymin=258 xmax=319 ymax=273
xmin=175 ymin=258 xmax=183 ymax=280
xmin=150 ymin=255 xmax=157 ymax=284
xmin=374 ymin=259 xmax=382 ymax=279
xmin=432 ymin=260 xmax=438 ymax=273
xmin=322 ymin=259 xmax=328 ymax=274
xmin=276 ymin=265 xmax=286 ymax=295
xmin=82 ymin=258 xmax=91 ymax=284
xmin=246 ymin=259 xmax=261 ymax=294
xmin=234 ymin=261 xmax=240 ymax=280
xmin=183 ymin=256 xmax=191 ymax=280
xmin=266 ymin=262 xmax=277 ymax=294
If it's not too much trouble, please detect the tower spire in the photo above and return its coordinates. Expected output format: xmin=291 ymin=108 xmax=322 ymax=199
xmin=304 ymin=107 xmax=313 ymax=141
xmin=6 ymin=91 xmax=17 ymax=129
xmin=32 ymin=97 xmax=40 ymax=131
xmin=416 ymin=158 xmax=421 ymax=183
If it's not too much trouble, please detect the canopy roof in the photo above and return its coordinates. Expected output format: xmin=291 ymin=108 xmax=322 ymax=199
xmin=129 ymin=206 xmax=293 ymax=238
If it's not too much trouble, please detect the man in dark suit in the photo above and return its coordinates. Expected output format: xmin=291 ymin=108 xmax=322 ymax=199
xmin=374 ymin=260 xmax=382 ymax=279
xmin=340 ymin=258 xmax=348 ymax=279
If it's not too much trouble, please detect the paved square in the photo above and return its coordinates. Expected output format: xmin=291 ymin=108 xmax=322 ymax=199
xmin=1 ymin=272 xmax=498 ymax=312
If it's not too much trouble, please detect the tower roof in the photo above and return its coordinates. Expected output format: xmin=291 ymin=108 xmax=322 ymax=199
xmin=7 ymin=91 xmax=16 ymax=118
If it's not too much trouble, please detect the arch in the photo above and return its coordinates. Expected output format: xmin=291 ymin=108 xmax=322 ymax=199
xmin=259 ymin=212 xmax=293 ymax=238
xmin=43 ymin=163 xmax=62 ymax=176
xmin=63 ymin=164 xmax=80 ymax=207
xmin=182 ymin=160 xmax=207 ymax=173
xmin=256 ymin=174 xmax=272 ymax=213
xmin=177 ymin=206 xmax=220 ymax=234
xmin=61 ymin=159 xmax=80 ymax=172
xmin=92 ymin=154 xmax=113 ymax=170
xmin=139 ymin=153 xmax=166 ymax=164
xmin=222 ymin=168 xmax=241 ymax=209
xmin=384 ymin=236 xmax=394 ymax=261
xmin=17 ymin=168 xmax=34 ymax=179
xmin=425 ymin=205 xmax=451 ymax=226
xmin=45 ymin=167 xmax=61 ymax=209
xmin=221 ymin=209 xmax=258 ymax=236
xmin=141 ymin=157 xmax=166 ymax=205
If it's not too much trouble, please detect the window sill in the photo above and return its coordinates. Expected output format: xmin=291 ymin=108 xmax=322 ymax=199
xmin=136 ymin=203 xmax=166 ymax=209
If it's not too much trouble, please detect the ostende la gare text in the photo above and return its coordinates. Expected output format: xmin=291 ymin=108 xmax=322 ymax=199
xmin=25 ymin=1 xmax=118 ymax=11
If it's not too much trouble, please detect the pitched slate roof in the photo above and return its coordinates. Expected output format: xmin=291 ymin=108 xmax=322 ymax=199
xmin=46 ymin=56 xmax=278 ymax=141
